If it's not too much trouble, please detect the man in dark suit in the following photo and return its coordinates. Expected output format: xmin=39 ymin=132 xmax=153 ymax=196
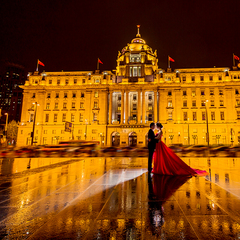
xmin=148 ymin=122 xmax=156 ymax=172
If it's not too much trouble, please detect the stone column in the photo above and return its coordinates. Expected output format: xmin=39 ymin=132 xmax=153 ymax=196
xmin=121 ymin=90 xmax=124 ymax=124
xmin=158 ymin=89 xmax=161 ymax=122
xmin=109 ymin=91 xmax=112 ymax=124
xmin=154 ymin=90 xmax=158 ymax=122
xmin=142 ymin=90 xmax=145 ymax=124
xmin=125 ymin=91 xmax=129 ymax=124
xmin=137 ymin=89 xmax=141 ymax=123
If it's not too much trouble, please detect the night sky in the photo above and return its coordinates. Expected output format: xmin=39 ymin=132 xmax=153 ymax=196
xmin=1 ymin=0 xmax=240 ymax=73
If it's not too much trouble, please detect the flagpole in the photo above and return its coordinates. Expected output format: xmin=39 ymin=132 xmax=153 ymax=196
xmin=168 ymin=55 xmax=170 ymax=68
xmin=36 ymin=59 xmax=39 ymax=72
xmin=233 ymin=53 xmax=236 ymax=66
xmin=97 ymin=58 xmax=99 ymax=70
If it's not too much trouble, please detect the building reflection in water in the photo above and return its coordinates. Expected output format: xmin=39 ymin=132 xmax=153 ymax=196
xmin=0 ymin=157 xmax=240 ymax=239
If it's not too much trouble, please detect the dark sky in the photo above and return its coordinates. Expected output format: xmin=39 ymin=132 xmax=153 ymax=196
xmin=1 ymin=0 xmax=240 ymax=73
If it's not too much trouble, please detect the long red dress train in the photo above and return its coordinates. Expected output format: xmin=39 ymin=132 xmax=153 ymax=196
xmin=152 ymin=141 xmax=208 ymax=176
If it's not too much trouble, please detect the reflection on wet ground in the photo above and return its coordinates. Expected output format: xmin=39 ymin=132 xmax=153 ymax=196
xmin=0 ymin=157 xmax=240 ymax=239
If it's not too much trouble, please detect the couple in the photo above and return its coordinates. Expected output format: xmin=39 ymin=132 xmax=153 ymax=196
xmin=148 ymin=122 xmax=208 ymax=176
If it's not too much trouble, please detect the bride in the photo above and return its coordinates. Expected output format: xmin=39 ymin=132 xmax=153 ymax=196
xmin=152 ymin=123 xmax=208 ymax=176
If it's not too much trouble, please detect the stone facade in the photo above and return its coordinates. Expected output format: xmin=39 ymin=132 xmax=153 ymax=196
xmin=17 ymin=27 xmax=240 ymax=147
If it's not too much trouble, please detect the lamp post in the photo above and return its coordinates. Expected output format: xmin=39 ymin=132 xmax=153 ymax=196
xmin=31 ymin=102 xmax=39 ymax=145
xmin=216 ymin=135 xmax=221 ymax=145
xmin=169 ymin=135 xmax=174 ymax=144
xmin=100 ymin=133 xmax=105 ymax=146
xmin=205 ymin=100 xmax=210 ymax=147
xmin=192 ymin=135 xmax=197 ymax=145
xmin=230 ymin=128 xmax=234 ymax=146
xmin=4 ymin=113 xmax=8 ymax=134
xmin=187 ymin=118 xmax=190 ymax=145
xmin=84 ymin=119 xmax=88 ymax=140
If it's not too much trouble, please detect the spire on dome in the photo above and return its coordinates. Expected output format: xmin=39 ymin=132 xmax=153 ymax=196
xmin=136 ymin=25 xmax=141 ymax=37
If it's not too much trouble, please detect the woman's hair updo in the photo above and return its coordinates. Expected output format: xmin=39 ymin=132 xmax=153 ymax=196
xmin=156 ymin=123 xmax=163 ymax=129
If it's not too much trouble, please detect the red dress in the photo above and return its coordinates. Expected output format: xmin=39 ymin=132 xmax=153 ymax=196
xmin=152 ymin=135 xmax=208 ymax=176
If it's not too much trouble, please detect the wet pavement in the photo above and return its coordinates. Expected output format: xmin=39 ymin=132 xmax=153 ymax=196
xmin=0 ymin=156 xmax=240 ymax=239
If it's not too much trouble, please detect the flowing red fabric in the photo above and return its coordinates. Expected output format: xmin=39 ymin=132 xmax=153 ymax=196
xmin=152 ymin=141 xmax=208 ymax=176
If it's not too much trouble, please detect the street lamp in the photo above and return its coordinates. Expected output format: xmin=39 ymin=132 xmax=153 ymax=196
xmin=4 ymin=113 xmax=8 ymax=134
xmin=205 ymin=100 xmax=210 ymax=148
xmin=31 ymin=102 xmax=40 ymax=145
xmin=230 ymin=128 xmax=234 ymax=146
xmin=169 ymin=135 xmax=174 ymax=144
xmin=216 ymin=135 xmax=221 ymax=145
xmin=100 ymin=133 xmax=105 ymax=146
xmin=84 ymin=119 xmax=88 ymax=140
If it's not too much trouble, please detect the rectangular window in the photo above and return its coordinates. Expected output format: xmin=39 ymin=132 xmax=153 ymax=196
xmin=93 ymin=113 xmax=97 ymax=121
xmin=168 ymin=100 xmax=172 ymax=108
xmin=32 ymin=93 xmax=35 ymax=98
xmin=62 ymin=113 xmax=66 ymax=122
xmin=192 ymin=100 xmax=196 ymax=107
xmin=94 ymin=101 xmax=98 ymax=108
xmin=148 ymin=114 xmax=153 ymax=121
xmin=183 ymin=90 xmax=187 ymax=96
xmin=211 ymin=112 xmax=215 ymax=121
xmin=54 ymin=102 xmax=58 ymax=109
xmin=117 ymin=104 xmax=121 ymax=111
xmin=192 ymin=90 xmax=196 ymax=97
xmin=133 ymin=94 xmax=137 ymax=100
xmin=193 ymin=112 xmax=197 ymax=121
xmin=61 ymin=130 xmax=65 ymax=134
xmin=237 ymin=99 xmax=240 ymax=106
xmin=65 ymin=79 xmax=69 ymax=85
xmin=148 ymin=94 xmax=152 ymax=100
xmin=209 ymin=76 xmax=213 ymax=81
xmin=191 ymin=76 xmax=195 ymax=82
xmin=52 ymin=130 xmax=56 ymax=134
xmin=71 ymin=113 xmax=75 ymax=122
xmin=56 ymin=93 xmax=59 ymax=98
xmin=74 ymin=79 xmax=77 ymax=84
xmin=49 ymin=80 xmax=52 ymax=84
xmin=201 ymin=100 xmax=205 ymax=107
xmin=57 ymin=79 xmax=60 ymax=85
xmin=64 ymin=93 xmax=68 ymax=98
xmin=45 ymin=114 xmax=49 ymax=122
xmin=201 ymin=90 xmax=205 ymax=96
xmin=202 ymin=112 xmax=206 ymax=120
xmin=220 ymin=100 xmax=224 ymax=107
xmin=133 ymin=103 xmax=137 ymax=110
xmin=72 ymin=102 xmax=75 ymax=108
xmin=218 ymin=76 xmax=222 ymax=80
xmin=81 ymin=92 xmax=85 ymax=98
xmin=219 ymin=90 xmax=223 ymax=95
xmin=63 ymin=102 xmax=67 ymax=109
xmin=72 ymin=92 xmax=76 ymax=98
xmin=47 ymin=93 xmax=51 ymax=98
xmin=210 ymin=100 xmax=215 ymax=106
xmin=118 ymin=95 xmax=121 ymax=101
xmin=44 ymin=130 xmax=47 ymax=134
xmin=182 ymin=76 xmax=186 ymax=82
xmin=168 ymin=91 xmax=172 ymax=96
xmin=30 ymin=113 xmax=34 ymax=122
xmin=183 ymin=100 xmax=187 ymax=107
xmin=54 ymin=114 xmax=57 ymax=122
xmin=220 ymin=112 xmax=225 ymax=120
xmin=43 ymin=137 xmax=47 ymax=144
xmin=237 ymin=111 xmax=240 ymax=119
xmin=183 ymin=112 xmax=188 ymax=121
xmin=168 ymin=112 xmax=172 ymax=120
xmin=210 ymin=89 xmax=214 ymax=95
xmin=94 ymin=91 xmax=98 ymax=98
xmin=82 ymin=79 xmax=85 ymax=84
xmin=236 ymin=89 xmax=239 ymax=95
xmin=80 ymin=102 xmax=84 ymax=109
xmin=148 ymin=103 xmax=153 ymax=110
xmin=79 ymin=113 xmax=83 ymax=122
xmin=200 ymin=76 xmax=204 ymax=81
xmin=46 ymin=103 xmax=50 ymax=109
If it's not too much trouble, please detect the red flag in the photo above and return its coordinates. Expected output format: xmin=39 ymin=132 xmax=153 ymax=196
xmin=38 ymin=60 xmax=45 ymax=66
xmin=169 ymin=56 xmax=175 ymax=62
xmin=234 ymin=55 xmax=240 ymax=61
xmin=98 ymin=58 xmax=103 ymax=64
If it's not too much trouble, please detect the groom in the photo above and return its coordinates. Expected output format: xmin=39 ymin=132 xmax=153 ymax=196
xmin=148 ymin=122 xmax=156 ymax=172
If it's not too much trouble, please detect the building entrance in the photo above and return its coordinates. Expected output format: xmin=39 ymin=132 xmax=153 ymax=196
xmin=111 ymin=132 xmax=120 ymax=146
xmin=129 ymin=132 xmax=137 ymax=146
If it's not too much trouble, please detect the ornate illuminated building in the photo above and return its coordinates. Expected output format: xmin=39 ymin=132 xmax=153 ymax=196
xmin=17 ymin=26 xmax=240 ymax=146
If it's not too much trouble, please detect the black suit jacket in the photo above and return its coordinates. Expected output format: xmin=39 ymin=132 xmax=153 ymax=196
xmin=148 ymin=129 xmax=156 ymax=150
